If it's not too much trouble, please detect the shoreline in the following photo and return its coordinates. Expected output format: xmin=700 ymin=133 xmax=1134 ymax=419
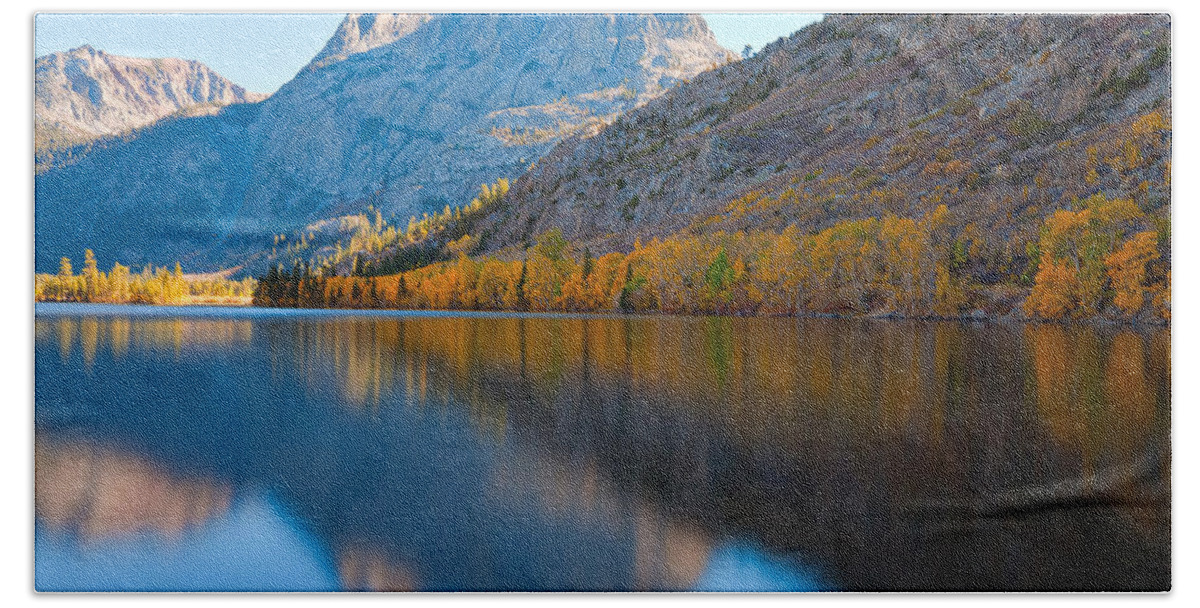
xmin=33 ymin=300 xmax=1170 ymax=329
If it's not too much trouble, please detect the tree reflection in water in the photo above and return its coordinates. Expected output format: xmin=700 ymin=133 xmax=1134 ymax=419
xmin=35 ymin=305 xmax=1169 ymax=591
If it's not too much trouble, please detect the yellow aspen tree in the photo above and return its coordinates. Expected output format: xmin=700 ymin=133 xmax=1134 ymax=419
xmin=1105 ymin=231 xmax=1159 ymax=317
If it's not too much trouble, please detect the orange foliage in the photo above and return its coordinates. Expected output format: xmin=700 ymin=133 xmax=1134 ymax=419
xmin=1024 ymin=257 xmax=1082 ymax=319
xmin=1105 ymin=231 xmax=1159 ymax=317
xmin=1024 ymin=194 xmax=1151 ymax=319
xmin=259 ymin=211 xmax=971 ymax=318
xmin=256 ymin=186 xmax=1167 ymax=324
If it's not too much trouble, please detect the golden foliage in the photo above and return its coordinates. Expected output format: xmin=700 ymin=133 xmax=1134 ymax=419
xmin=1024 ymin=257 xmax=1082 ymax=319
xmin=1105 ymin=231 xmax=1159 ymax=317
xmin=1131 ymin=111 xmax=1169 ymax=138
xmin=36 ymin=251 xmax=252 ymax=305
xmin=1024 ymin=194 xmax=1164 ymax=319
xmin=257 ymin=205 xmax=982 ymax=319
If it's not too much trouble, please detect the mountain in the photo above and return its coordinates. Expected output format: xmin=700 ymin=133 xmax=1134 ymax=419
xmin=479 ymin=13 xmax=1170 ymax=275
xmin=34 ymin=45 xmax=265 ymax=171
xmin=34 ymin=13 xmax=734 ymax=272
xmin=305 ymin=13 xmax=433 ymax=71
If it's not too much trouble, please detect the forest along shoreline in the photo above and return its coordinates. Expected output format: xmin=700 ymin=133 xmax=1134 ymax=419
xmin=34 ymin=249 xmax=255 ymax=307
xmin=34 ymin=193 xmax=1169 ymax=327
xmin=244 ymin=192 xmax=1169 ymax=327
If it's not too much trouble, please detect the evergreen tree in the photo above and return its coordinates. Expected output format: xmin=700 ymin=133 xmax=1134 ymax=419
xmin=582 ymin=248 xmax=595 ymax=281
xmin=369 ymin=279 xmax=382 ymax=309
xmin=516 ymin=258 xmax=529 ymax=310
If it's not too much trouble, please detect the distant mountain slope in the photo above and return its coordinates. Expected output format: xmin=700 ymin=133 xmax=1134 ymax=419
xmin=34 ymin=45 xmax=265 ymax=170
xmin=35 ymin=13 xmax=733 ymax=272
xmin=482 ymin=14 xmax=1170 ymax=276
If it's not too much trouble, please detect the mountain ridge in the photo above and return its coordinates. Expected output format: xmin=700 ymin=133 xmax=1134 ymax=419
xmin=305 ymin=13 xmax=433 ymax=71
xmin=34 ymin=13 xmax=734 ymax=272
xmin=35 ymin=45 xmax=265 ymax=171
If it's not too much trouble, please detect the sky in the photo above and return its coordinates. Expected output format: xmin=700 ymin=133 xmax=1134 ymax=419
xmin=35 ymin=14 xmax=345 ymax=94
xmin=34 ymin=13 xmax=824 ymax=94
xmin=704 ymin=13 xmax=823 ymax=56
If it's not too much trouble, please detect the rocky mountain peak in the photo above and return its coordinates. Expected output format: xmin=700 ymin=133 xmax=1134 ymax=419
xmin=306 ymin=13 xmax=433 ymax=71
xmin=34 ymin=45 xmax=266 ymax=166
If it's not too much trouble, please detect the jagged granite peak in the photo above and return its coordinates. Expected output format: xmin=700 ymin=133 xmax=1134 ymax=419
xmin=305 ymin=13 xmax=433 ymax=71
xmin=244 ymin=13 xmax=736 ymax=222
xmin=35 ymin=44 xmax=266 ymax=147
xmin=34 ymin=13 xmax=733 ymax=272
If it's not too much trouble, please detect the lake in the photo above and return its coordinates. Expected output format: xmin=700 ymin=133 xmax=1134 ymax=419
xmin=33 ymin=303 xmax=1171 ymax=591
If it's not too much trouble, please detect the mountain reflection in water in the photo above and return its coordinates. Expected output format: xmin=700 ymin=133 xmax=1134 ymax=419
xmin=34 ymin=304 xmax=1169 ymax=591
xmin=36 ymin=444 xmax=337 ymax=591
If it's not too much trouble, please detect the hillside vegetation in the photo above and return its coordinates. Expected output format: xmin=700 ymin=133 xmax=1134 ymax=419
xmin=273 ymin=14 xmax=1169 ymax=322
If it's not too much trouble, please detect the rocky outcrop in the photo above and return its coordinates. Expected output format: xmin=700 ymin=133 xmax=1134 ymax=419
xmin=34 ymin=13 xmax=733 ymax=272
xmin=483 ymin=14 xmax=1171 ymax=265
xmin=305 ymin=13 xmax=433 ymax=70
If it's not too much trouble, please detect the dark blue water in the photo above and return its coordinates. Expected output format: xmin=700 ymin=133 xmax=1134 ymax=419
xmin=34 ymin=303 xmax=1170 ymax=591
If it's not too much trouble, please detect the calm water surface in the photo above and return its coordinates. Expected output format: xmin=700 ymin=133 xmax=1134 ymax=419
xmin=34 ymin=303 xmax=1170 ymax=591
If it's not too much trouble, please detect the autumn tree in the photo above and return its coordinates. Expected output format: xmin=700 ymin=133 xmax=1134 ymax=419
xmin=1025 ymin=195 xmax=1144 ymax=318
xmin=1105 ymin=231 xmax=1159 ymax=317
xmin=524 ymin=229 xmax=576 ymax=311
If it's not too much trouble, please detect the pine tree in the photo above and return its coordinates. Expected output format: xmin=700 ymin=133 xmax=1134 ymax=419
xmin=516 ymin=259 xmax=529 ymax=310
xmin=581 ymin=248 xmax=594 ymax=280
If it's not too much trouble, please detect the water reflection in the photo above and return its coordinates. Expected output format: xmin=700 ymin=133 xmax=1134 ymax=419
xmin=36 ymin=437 xmax=232 ymax=541
xmin=34 ymin=304 xmax=1169 ymax=591
xmin=337 ymin=542 xmax=420 ymax=592
xmin=34 ymin=436 xmax=337 ymax=592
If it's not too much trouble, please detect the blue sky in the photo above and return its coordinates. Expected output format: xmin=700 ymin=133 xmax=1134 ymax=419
xmin=35 ymin=13 xmax=823 ymax=94
xmin=704 ymin=13 xmax=823 ymax=56
xmin=35 ymin=14 xmax=345 ymax=93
